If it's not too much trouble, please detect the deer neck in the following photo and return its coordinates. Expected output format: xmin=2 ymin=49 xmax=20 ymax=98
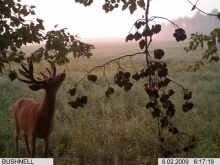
xmin=38 ymin=90 xmax=57 ymax=119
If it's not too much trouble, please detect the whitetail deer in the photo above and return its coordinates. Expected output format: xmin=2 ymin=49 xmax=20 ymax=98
xmin=13 ymin=59 xmax=66 ymax=157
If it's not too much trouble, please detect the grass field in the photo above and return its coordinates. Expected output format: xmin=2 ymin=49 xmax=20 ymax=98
xmin=0 ymin=39 xmax=220 ymax=164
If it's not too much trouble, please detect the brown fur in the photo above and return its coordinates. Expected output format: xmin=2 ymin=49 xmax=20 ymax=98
xmin=14 ymin=60 xmax=66 ymax=157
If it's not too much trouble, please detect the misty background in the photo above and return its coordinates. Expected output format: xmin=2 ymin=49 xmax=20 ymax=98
xmin=154 ymin=9 xmax=220 ymax=40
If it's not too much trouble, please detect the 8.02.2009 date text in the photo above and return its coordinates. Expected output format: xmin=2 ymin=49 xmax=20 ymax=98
xmin=158 ymin=158 xmax=218 ymax=165
xmin=159 ymin=158 xmax=189 ymax=164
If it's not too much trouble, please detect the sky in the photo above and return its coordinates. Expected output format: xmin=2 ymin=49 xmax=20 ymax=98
xmin=21 ymin=0 xmax=220 ymax=39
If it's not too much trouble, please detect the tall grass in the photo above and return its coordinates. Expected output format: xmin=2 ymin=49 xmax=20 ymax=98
xmin=0 ymin=40 xmax=220 ymax=164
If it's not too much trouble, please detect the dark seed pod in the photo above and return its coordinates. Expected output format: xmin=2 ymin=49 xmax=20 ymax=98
xmin=87 ymin=74 xmax=98 ymax=83
xmin=132 ymin=73 xmax=140 ymax=81
xmin=154 ymin=49 xmax=164 ymax=60
xmin=68 ymin=88 xmax=77 ymax=96
xmin=124 ymin=82 xmax=133 ymax=92
xmin=105 ymin=87 xmax=115 ymax=97
xmin=153 ymin=24 xmax=161 ymax=34
xmin=123 ymin=72 xmax=131 ymax=79
xmin=80 ymin=96 xmax=88 ymax=105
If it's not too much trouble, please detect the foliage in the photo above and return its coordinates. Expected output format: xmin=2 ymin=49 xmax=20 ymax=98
xmin=0 ymin=0 xmax=94 ymax=79
xmin=31 ymin=28 xmax=94 ymax=65
xmin=75 ymin=0 xmax=146 ymax=14
xmin=184 ymin=1 xmax=220 ymax=70
xmin=184 ymin=29 xmax=220 ymax=65
xmin=71 ymin=0 xmax=195 ymax=157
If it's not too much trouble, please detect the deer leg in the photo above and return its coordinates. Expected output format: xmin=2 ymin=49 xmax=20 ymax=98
xmin=43 ymin=137 xmax=49 ymax=158
xmin=23 ymin=132 xmax=30 ymax=155
xmin=30 ymin=136 xmax=36 ymax=157
xmin=14 ymin=124 xmax=20 ymax=156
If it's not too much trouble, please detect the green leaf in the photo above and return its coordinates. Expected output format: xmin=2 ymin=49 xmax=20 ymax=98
xmin=210 ymin=56 xmax=219 ymax=62
xmin=10 ymin=22 xmax=15 ymax=27
xmin=122 ymin=4 xmax=128 ymax=11
xmin=20 ymin=7 xmax=29 ymax=16
xmin=36 ymin=18 xmax=43 ymax=23
xmin=8 ymin=71 xmax=17 ymax=81
xmin=30 ymin=10 xmax=35 ymax=15
xmin=31 ymin=47 xmax=46 ymax=62
xmin=129 ymin=4 xmax=137 ymax=14
xmin=134 ymin=32 xmax=142 ymax=41
xmin=139 ymin=39 xmax=145 ymax=49
xmin=30 ymin=5 xmax=35 ymax=9
xmin=137 ymin=0 xmax=145 ymax=9
xmin=125 ymin=33 xmax=134 ymax=42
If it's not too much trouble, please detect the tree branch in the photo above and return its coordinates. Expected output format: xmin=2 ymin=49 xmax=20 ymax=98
xmin=74 ymin=52 xmax=145 ymax=86
xmin=187 ymin=0 xmax=219 ymax=17
xmin=150 ymin=16 xmax=179 ymax=28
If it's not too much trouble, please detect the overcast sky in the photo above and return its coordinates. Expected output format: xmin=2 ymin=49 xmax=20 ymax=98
xmin=21 ymin=0 xmax=220 ymax=39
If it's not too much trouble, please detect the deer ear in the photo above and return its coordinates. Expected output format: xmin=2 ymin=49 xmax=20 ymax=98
xmin=29 ymin=84 xmax=43 ymax=91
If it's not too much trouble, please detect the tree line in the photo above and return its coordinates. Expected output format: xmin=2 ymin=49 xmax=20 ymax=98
xmin=156 ymin=9 xmax=220 ymax=40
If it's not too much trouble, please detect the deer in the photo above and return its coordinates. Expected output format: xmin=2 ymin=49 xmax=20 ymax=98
xmin=13 ymin=59 xmax=66 ymax=157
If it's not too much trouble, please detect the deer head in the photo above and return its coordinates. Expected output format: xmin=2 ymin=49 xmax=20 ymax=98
xmin=18 ymin=59 xmax=66 ymax=92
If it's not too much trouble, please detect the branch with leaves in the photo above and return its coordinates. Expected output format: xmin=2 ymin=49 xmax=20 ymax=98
xmin=75 ymin=0 xmax=220 ymax=68
xmin=185 ymin=0 xmax=220 ymax=70
xmin=75 ymin=0 xmax=146 ymax=14
xmin=70 ymin=0 xmax=195 ymax=157
xmin=188 ymin=0 xmax=220 ymax=17
xmin=0 ymin=0 xmax=94 ymax=81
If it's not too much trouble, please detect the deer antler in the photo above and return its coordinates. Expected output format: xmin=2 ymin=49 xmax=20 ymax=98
xmin=17 ymin=59 xmax=41 ymax=84
xmin=48 ymin=60 xmax=56 ymax=76
xmin=17 ymin=59 xmax=56 ymax=84
xmin=39 ymin=61 xmax=56 ymax=78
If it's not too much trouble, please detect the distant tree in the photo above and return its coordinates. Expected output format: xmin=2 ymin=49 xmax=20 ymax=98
xmin=0 ymin=0 xmax=94 ymax=80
